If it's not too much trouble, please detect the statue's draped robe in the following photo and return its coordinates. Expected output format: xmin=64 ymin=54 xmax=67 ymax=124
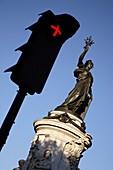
xmin=56 ymin=66 xmax=93 ymax=116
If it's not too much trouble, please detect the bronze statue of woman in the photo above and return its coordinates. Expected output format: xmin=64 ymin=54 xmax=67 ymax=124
xmin=55 ymin=36 xmax=94 ymax=120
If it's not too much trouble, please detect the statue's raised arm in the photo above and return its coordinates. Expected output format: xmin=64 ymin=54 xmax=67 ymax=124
xmin=77 ymin=36 xmax=94 ymax=68
xmin=77 ymin=46 xmax=88 ymax=67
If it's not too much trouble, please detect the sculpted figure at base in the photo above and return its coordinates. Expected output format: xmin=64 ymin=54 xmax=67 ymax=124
xmin=55 ymin=36 xmax=94 ymax=120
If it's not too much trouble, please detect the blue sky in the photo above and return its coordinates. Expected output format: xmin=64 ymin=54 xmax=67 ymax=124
xmin=0 ymin=0 xmax=113 ymax=169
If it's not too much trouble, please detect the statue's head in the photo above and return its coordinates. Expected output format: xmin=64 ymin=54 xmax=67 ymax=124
xmin=18 ymin=160 xmax=25 ymax=167
xmin=85 ymin=60 xmax=94 ymax=70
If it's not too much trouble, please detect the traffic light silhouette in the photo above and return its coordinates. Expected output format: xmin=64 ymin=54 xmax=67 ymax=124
xmin=5 ymin=10 xmax=80 ymax=94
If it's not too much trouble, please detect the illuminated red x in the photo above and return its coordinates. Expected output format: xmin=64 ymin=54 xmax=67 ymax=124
xmin=50 ymin=24 xmax=62 ymax=37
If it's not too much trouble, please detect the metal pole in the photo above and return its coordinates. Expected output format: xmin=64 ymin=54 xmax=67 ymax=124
xmin=0 ymin=88 xmax=27 ymax=151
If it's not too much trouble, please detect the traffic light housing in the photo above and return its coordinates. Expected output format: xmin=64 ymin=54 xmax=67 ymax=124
xmin=5 ymin=10 xmax=80 ymax=94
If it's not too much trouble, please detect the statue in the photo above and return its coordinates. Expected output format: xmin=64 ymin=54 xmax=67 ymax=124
xmin=55 ymin=36 xmax=94 ymax=120
xmin=13 ymin=159 xmax=25 ymax=170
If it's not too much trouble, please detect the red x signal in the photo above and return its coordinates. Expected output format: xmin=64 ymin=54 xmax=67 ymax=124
xmin=50 ymin=24 xmax=62 ymax=37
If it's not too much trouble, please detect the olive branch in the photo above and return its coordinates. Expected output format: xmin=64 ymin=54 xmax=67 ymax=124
xmin=84 ymin=36 xmax=94 ymax=47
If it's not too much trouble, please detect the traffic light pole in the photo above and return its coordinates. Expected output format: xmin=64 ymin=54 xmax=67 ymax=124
xmin=0 ymin=88 xmax=27 ymax=151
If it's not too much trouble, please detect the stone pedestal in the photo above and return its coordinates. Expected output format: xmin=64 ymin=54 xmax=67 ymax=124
xmin=18 ymin=111 xmax=92 ymax=170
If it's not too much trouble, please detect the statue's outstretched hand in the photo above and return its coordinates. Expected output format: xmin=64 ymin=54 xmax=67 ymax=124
xmin=83 ymin=46 xmax=89 ymax=52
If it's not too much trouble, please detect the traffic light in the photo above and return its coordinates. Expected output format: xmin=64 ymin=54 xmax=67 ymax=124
xmin=5 ymin=10 xmax=80 ymax=95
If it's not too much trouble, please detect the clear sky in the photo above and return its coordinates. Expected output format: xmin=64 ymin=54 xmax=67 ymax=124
xmin=0 ymin=0 xmax=113 ymax=169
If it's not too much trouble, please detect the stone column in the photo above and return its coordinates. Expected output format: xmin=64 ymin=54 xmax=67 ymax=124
xmin=18 ymin=110 xmax=92 ymax=170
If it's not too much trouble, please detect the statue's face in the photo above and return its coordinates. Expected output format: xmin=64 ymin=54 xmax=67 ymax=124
xmin=85 ymin=60 xmax=93 ymax=70
xmin=19 ymin=160 xmax=25 ymax=166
